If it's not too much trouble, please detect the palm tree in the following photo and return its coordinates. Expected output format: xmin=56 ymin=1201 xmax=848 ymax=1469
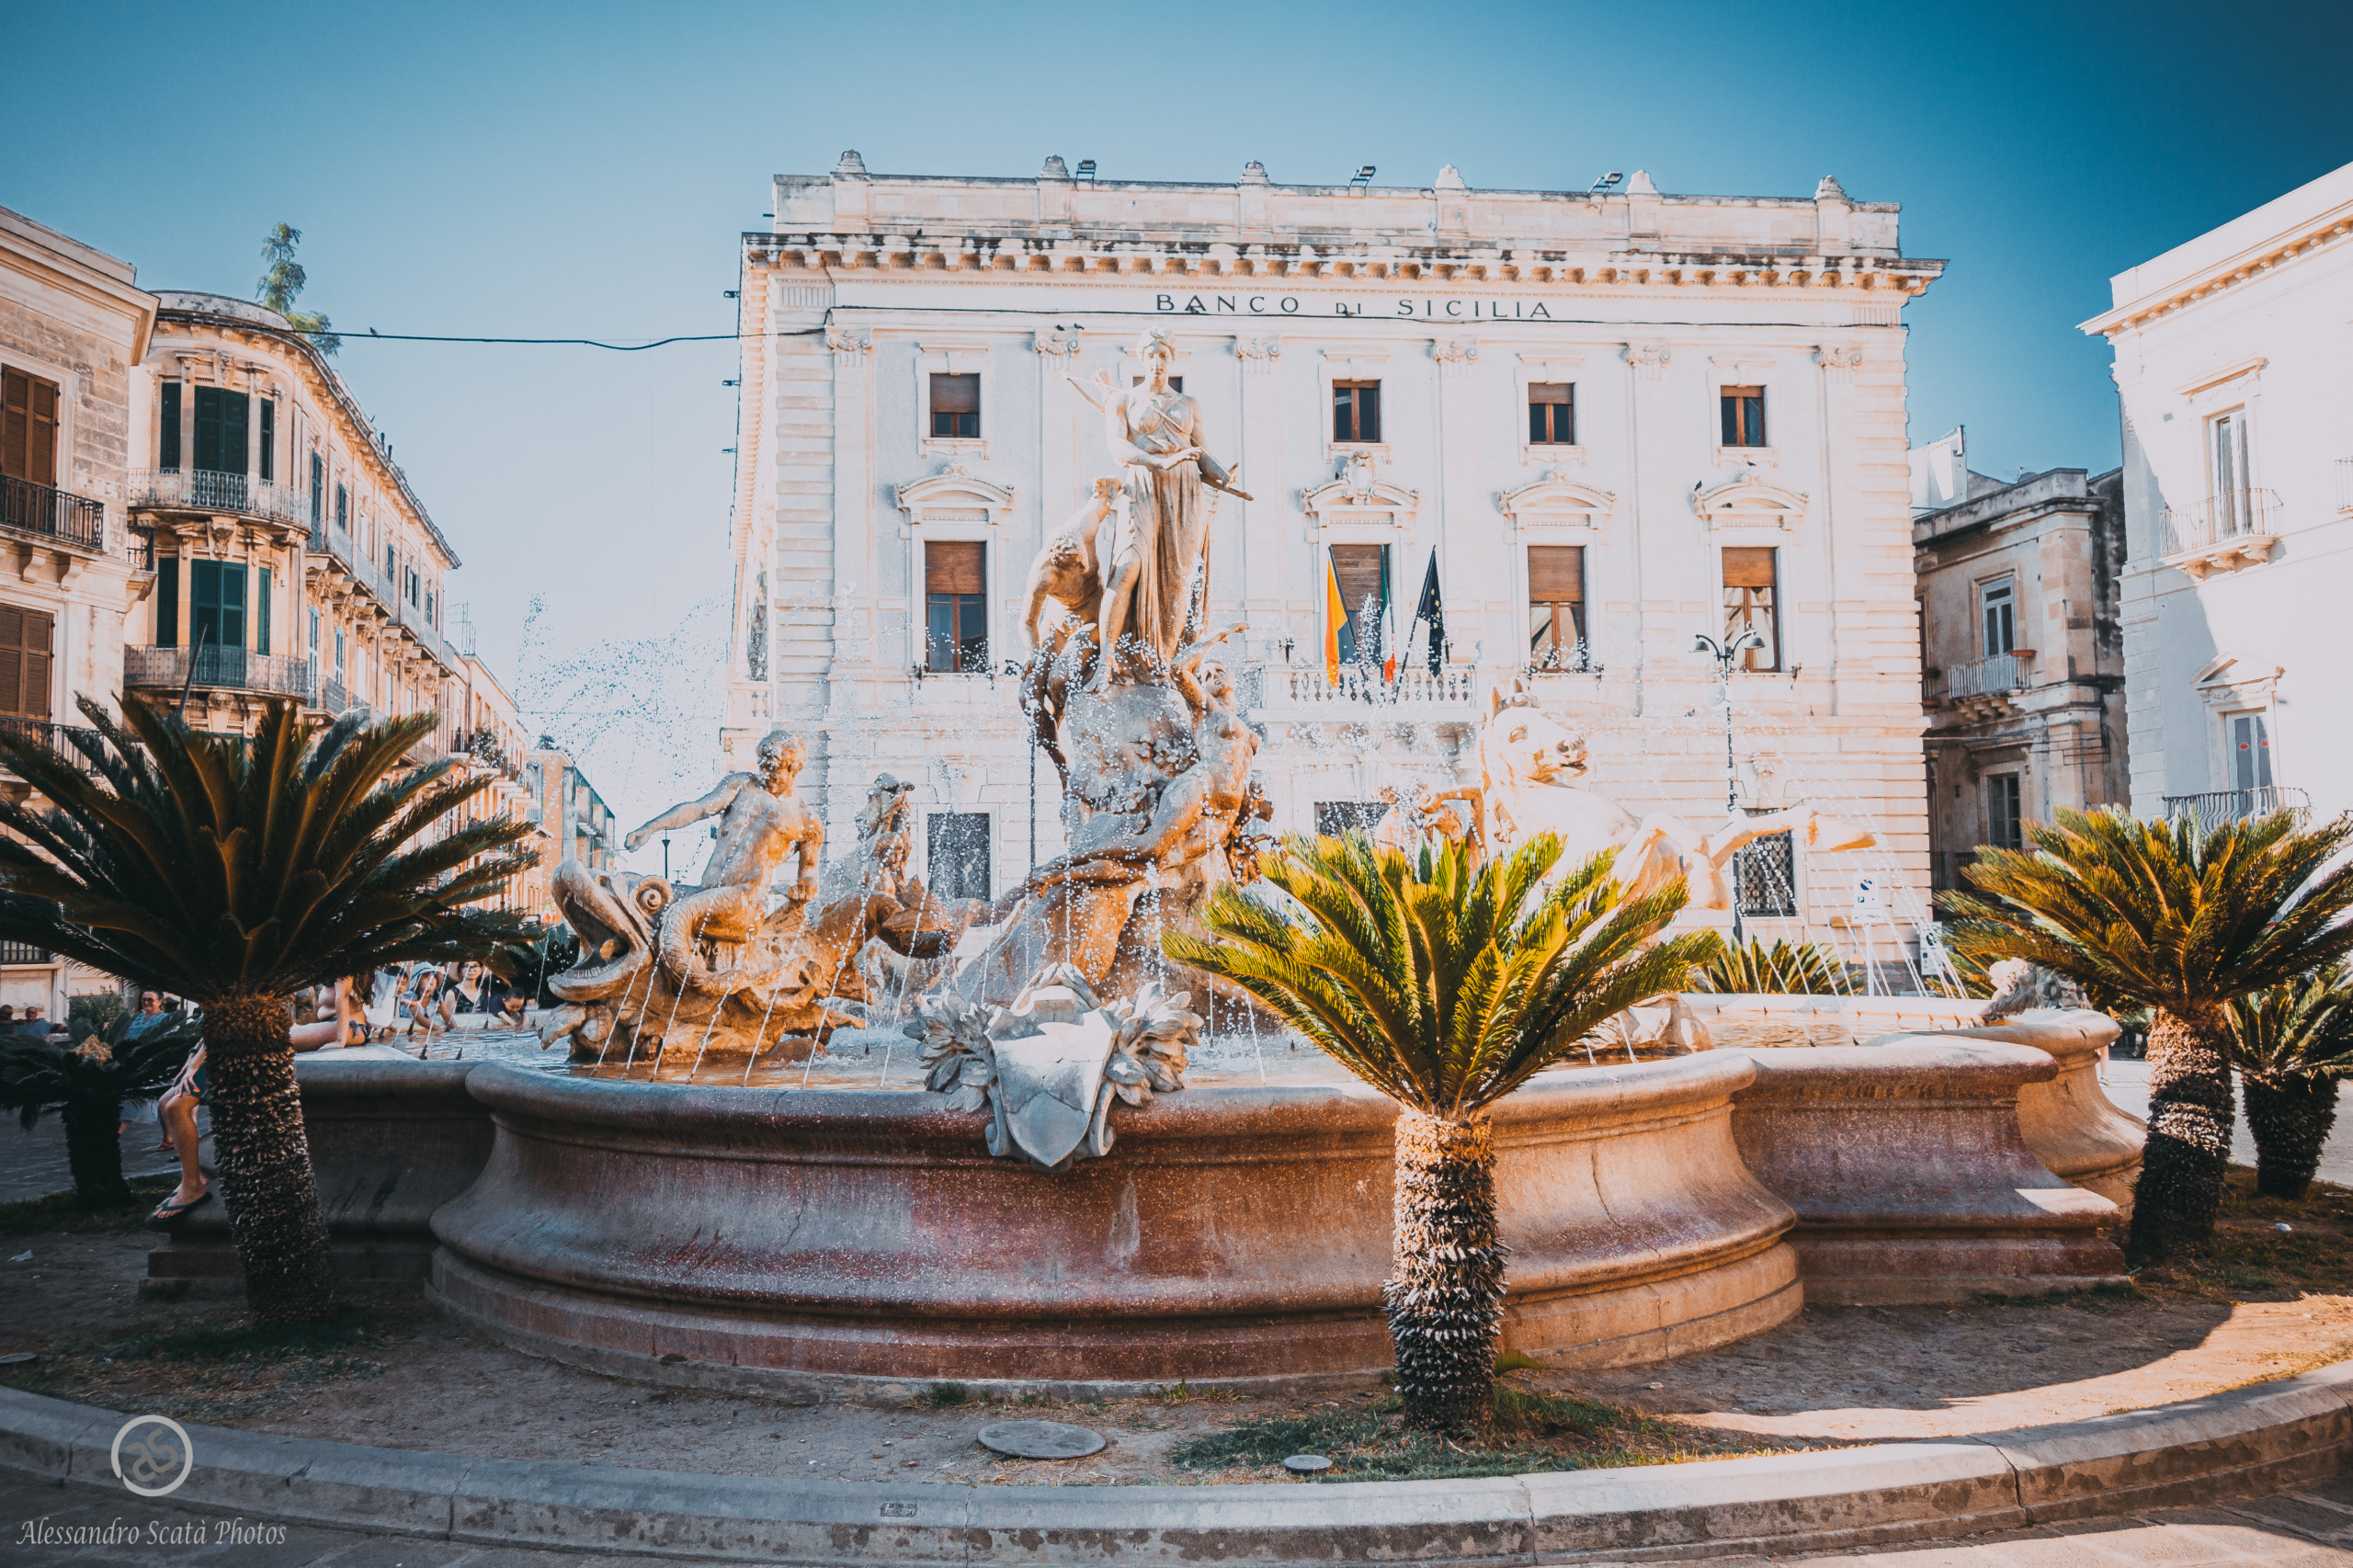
xmin=2225 ymin=969 xmax=2353 ymax=1200
xmin=0 ymin=1009 xmax=203 ymax=1205
xmin=1944 ymin=807 xmax=2353 ymax=1261
xmin=0 ymin=698 xmax=535 ymax=1320
xmin=1695 ymin=936 xmax=1848 ymax=995
xmin=1165 ymin=832 xmax=1716 ymax=1432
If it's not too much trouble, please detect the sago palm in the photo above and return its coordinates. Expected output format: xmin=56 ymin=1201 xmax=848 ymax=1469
xmin=1695 ymin=936 xmax=1848 ymax=995
xmin=2225 ymin=969 xmax=2353 ymax=1201
xmin=1165 ymin=831 xmax=1716 ymax=1432
xmin=1944 ymin=807 xmax=2353 ymax=1261
xmin=0 ymin=697 xmax=536 ymax=1321
xmin=0 ymin=1008 xmax=203 ymax=1205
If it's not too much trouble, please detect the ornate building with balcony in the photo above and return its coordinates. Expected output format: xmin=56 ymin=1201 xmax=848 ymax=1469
xmin=2081 ymin=159 xmax=2353 ymax=828
xmin=0 ymin=204 xmax=160 ymax=1015
xmin=447 ymin=605 xmax=544 ymax=921
xmin=525 ymin=744 xmax=617 ymax=886
xmin=1914 ymin=464 xmax=2127 ymax=891
xmin=127 ymin=292 xmax=461 ymax=754
xmin=722 ymin=155 xmax=1944 ymax=939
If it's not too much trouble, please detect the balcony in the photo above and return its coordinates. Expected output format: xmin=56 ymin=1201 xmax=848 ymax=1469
xmin=2163 ymin=785 xmax=2311 ymax=832
xmin=124 ymin=644 xmax=316 ymax=703
xmin=0 ymin=474 xmax=104 ymax=554
xmin=2160 ymin=488 xmax=2280 ymax=580
xmin=1254 ymin=665 xmax=1479 ymax=713
xmin=130 ymin=468 xmax=307 ymax=530
xmin=0 ymin=942 xmax=51 ymax=966
xmin=0 ymin=717 xmax=106 ymax=778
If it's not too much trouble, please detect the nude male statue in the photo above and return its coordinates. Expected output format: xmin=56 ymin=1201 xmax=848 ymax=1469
xmin=623 ymin=730 xmax=823 ymax=978
xmin=1022 ymin=477 xmax=1120 ymax=652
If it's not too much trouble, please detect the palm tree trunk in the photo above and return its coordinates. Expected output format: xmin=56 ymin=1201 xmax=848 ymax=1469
xmin=61 ymin=1097 xmax=129 ymax=1206
xmin=2128 ymin=1005 xmax=2235 ymax=1262
xmin=203 ymin=994 xmax=336 ymax=1323
xmin=2242 ymin=1071 xmax=2339 ymax=1201
xmin=1384 ymin=1109 xmax=1507 ymax=1432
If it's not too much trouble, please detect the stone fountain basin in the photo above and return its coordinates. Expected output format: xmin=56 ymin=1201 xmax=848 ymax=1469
xmin=427 ymin=1052 xmax=1802 ymax=1397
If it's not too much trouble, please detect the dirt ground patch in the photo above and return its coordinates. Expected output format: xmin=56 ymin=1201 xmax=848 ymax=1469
xmin=6 ymin=1170 xmax=2350 ymax=1485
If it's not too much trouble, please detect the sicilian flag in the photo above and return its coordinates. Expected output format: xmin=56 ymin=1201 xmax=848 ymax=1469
xmin=1410 ymin=551 xmax=1444 ymax=676
xmin=1323 ymin=551 xmax=1353 ymax=683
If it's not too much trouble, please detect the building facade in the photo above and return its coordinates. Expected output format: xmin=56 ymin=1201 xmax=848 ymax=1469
xmin=1915 ymin=467 xmax=2128 ymax=891
xmin=2081 ymin=159 xmax=2353 ymax=828
xmin=525 ymin=745 xmax=618 ymax=882
xmin=725 ymin=156 xmax=1943 ymax=946
xmin=448 ymin=606 xmax=544 ymax=920
xmin=0 ymin=205 xmax=158 ymax=1014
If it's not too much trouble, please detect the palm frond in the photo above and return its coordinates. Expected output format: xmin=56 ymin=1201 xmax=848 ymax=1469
xmin=1168 ymin=831 xmax=1712 ymax=1118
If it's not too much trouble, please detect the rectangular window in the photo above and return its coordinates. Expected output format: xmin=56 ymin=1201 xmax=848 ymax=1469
xmin=189 ymin=560 xmax=248 ymax=652
xmin=929 ymin=373 xmax=980 ymax=438
xmin=257 ymin=566 xmax=271 ymax=656
xmin=159 ymin=381 xmax=182 ymax=469
xmin=925 ymin=540 xmax=986 ymax=672
xmin=1733 ymin=829 xmax=1797 ymax=917
xmin=335 ymin=483 xmax=348 ymax=530
xmin=0 ymin=606 xmax=55 ymax=719
xmin=257 ymin=399 xmax=275 ymax=482
xmin=1722 ymin=547 xmax=1779 ymax=671
xmin=1329 ymin=542 xmax=1390 ymax=665
xmin=1986 ymin=774 xmax=2023 ymax=851
xmin=0 ymin=369 xmax=61 ymax=487
xmin=385 ymin=544 xmax=395 ymax=582
xmin=1720 ymin=384 xmax=1768 ymax=448
xmin=1528 ymin=382 xmax=1574 ymax=446
xmin=927 ymin=812 xmax=991 ymax=902
xmin=1313 ymin=801 xmax=1391 ymax=836
xmin=335 ymin=627 xmax=345 ymax=678
xmin=309 ymin=606 xmax=320 ymax=653
xmin=1980 ymin=577 xmax=2016 ymax=657
xmin=1333 ymin=381 xmax=1381 ymax=444
xmin=1527 ymin=544 xmax=1586 ymax=668
xmin=2229 ymin=712 xmax=2274 ymax=792
xmin=155 ymin=556 xmax=179 ymax=647
xmin=310 ymin=452 xmax=324 ymax=525
xmin=2212 ymin=410 xmax=2252 ymax=534
xmin=192 ymin=387 xmax=250 ymax=475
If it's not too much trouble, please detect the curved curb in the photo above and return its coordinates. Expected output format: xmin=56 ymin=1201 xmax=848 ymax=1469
xmin=4 ymin=1363 xmax=2349 ymax=1563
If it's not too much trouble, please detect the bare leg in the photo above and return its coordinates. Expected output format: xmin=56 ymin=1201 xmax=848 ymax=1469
xmin=156 ymin=1089 xmax=205 ymax=1210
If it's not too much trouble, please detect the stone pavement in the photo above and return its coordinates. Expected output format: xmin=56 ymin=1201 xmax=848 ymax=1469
xmin=6 ymin=1469 xmax=2353 ymax=1567
xmin=2102 ymin=1057 xmax=2353 ymax=1187
xmin=0 ymin=1119 xmax=193 ymax=1207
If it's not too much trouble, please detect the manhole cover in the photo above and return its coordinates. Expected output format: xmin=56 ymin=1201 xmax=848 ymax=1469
xmin=1282 ymin=1453 xmax=1332 ymax=1473
xmin=977 ymin=1420 xmax=1106 ymax=1460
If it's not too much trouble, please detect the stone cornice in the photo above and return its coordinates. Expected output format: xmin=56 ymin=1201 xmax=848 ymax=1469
xmin=2080 ymin=206 xmax=2353 ymax=338
xmin=739 ymin=233 xmax=1940 ymax=296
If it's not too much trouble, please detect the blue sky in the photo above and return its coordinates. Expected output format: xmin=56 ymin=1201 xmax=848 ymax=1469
xmin=11 ymin=0 xmax=2349 ymax=844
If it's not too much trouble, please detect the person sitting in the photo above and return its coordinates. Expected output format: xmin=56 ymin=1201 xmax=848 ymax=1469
xmin=288 ymin=979 xmax=357 ymax=1052
xmin=438 ymin=960 xmax=492 ymax=1029
xmin=122 ymin=990 xmax=167 ymax=1040
xmin=17 ymin=1004 xmax=50 ymax=1039
xmin=403 ymin=965 xmax=442 ymax=1046
xmin=147 ymin=1040 xmax=210 ymax=1227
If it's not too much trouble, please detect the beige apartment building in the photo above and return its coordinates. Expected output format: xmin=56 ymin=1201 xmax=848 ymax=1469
xmin=0 ymin=205 xmax=158 ymax=1014
xmin=723 ymin=155 xmax=1945 ymax=952
xmin=1913 ymin=460 xmax=2128 ymax=891
xmin=447 ymin=605 xmax=545 ymax=920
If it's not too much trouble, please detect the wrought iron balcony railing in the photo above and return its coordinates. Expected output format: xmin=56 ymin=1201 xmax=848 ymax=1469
xmin=123 ymin=644 xmax=317 ymax=703
xmin=0 ymin=942 xmax=51 ymax=965
xmin=2160 ymin=488 xmax=2280 ymax=575
xmin=0 ymin=717 xmax=106 ymax=778
xmin=0 ymin=473 xmax=105 ymax=552
xmin=1265 ymin=665 xmax=1478 ymax=709
xmin=1946 ymin=653 xmax=2026 ymax=700
xmin=131 ymin=468 xmax=307 ymax=528
xmin=2163 ymin=785 xmax=2311 ymax=832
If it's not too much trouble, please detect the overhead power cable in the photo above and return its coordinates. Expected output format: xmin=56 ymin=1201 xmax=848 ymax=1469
xmin=328 ymin=326 xmax=829 ymax=350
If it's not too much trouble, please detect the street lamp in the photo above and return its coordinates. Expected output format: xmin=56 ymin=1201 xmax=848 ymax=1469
xmin=1693 ymin=629 xmax=1766 ymax=941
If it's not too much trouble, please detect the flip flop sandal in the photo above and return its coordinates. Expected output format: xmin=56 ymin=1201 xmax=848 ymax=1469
xmin=143 ymin=1190 xmax=214 ymax=1230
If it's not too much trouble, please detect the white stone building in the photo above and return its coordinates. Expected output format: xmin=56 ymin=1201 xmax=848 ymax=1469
xmin=2082 ymin=161 xmax=2353 ymax=829
xmin=724 ymin=156 xmax=1943 ymax=948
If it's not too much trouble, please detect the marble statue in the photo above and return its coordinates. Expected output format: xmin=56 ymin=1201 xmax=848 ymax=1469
xmin=537 ymin=732 xmax=956 ymax=1069
xmin=1022 ymin=477 xmax=1119 ymax=653
xmin=1471 ymin=679 xmax=1875 ymax=910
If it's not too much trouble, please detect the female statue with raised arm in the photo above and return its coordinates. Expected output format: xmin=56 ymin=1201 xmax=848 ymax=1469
xmin=1095 ymin=326 xmax=1236 ymax=685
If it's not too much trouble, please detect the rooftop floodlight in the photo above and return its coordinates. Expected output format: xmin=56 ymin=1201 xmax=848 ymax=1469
xmin=1350 ymin=165 xmax=1377 ymax=187
xmin=1075 ymin=159 xmax=1097 ymax=181
xmin=1588 ymin=171 xmax=1624 ymax=195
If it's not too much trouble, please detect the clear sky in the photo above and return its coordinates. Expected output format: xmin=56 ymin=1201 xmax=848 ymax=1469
xmin=12 ymin=0 xmax=2350 ymax=864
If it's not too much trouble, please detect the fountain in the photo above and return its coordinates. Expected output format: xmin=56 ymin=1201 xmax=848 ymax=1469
xmin=426 ymin=327 xmax=2138 ymax=1394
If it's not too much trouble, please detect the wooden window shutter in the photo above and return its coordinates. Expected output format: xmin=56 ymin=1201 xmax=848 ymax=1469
xmin=0 ymin=607 xmax=51 ymax=717
xmin=1529 ymin=382 xmax=1573 ymax=405
xmin=1722 ymin=547 xmax=1778 ymax=589
xmin=930 ymin=374 xmax=979 ymax=414
xmin=1330 ymin=544 xmax=1387 ymax=619
xmin=0 ymin=370 xmax=52 ymax=485
xmin=926 ymin=540 xmax=984 ymax=596
xmin=1528 ymin=545 xmax=1586 ymax=601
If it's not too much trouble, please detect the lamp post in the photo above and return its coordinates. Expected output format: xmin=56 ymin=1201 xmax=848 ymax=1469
xmin=1693 ymin=630 xmax=1766 ymax=942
